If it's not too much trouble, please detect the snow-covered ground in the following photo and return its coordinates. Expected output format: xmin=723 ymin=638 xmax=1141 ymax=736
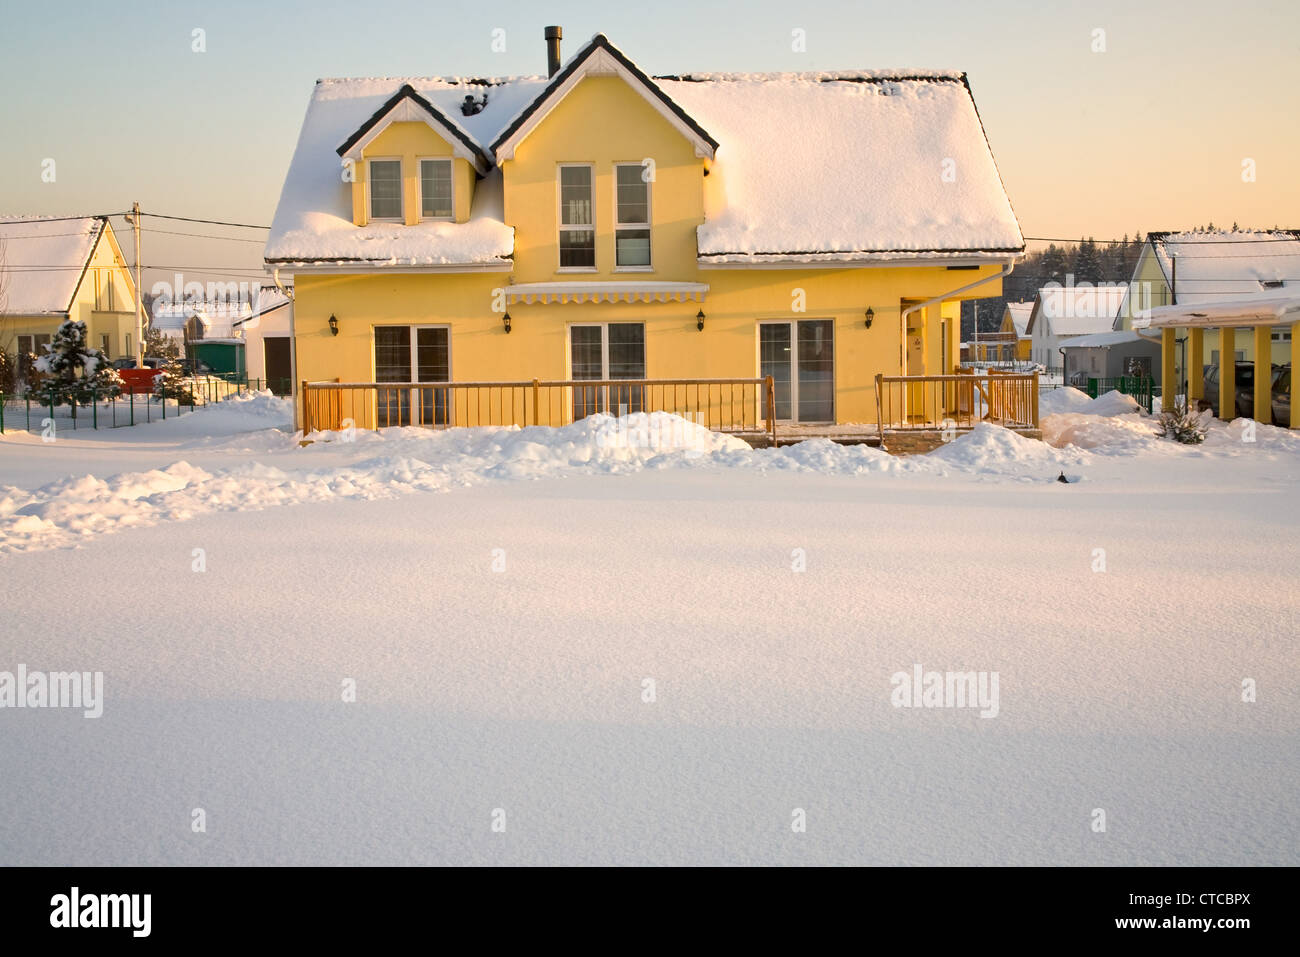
xmin=0 ymin=390 xmax=1295 ymax=865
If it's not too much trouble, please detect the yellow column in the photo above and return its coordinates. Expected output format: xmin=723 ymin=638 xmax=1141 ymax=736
xmin=1187 ymin=327 xmax=1204 ymax=406
xmin=1161 ymin=328 xmax=1176 ymax=411
xmin=1292 ymin=321 xmax=1299 ymax=429
xmin=1253 ymin=325 xmax=1272 ymax=423
xmin=1219 ymin=327 xmax=1236 ymax=421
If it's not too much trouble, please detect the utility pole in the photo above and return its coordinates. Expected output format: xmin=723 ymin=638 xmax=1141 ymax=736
xmin=126 ymin=202 xmax=143 ymax=365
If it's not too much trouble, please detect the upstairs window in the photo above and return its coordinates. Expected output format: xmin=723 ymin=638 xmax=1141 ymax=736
xmin=558 ymin=164 xmax=595 ymax=269
xmin=420 ymin=159 xmax=453 ymax=220
xmin=368 ymin=159 xmax=403 ymax=221
xmin=615 ymin=164 xmax=651 ymax=268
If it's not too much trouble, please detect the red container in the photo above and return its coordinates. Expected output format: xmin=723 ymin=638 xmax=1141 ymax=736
xmin=119 ymin=368 xmax=160 ymax=395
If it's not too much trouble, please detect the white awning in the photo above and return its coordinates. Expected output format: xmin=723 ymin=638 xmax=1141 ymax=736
xmin=1133 ymin=295 xmax=1300 ymax=329
xmin=504 ymin=281 xmax=708 ymax=306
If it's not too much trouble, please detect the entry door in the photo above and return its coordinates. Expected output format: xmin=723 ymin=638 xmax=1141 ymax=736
xmin=263 ymin=337 xmax=291 ymax=395
xmin=759 ymin=320 xmax=834 ymax=422
xmin=570 ymin=323 xmax=645 ymax=419
xmin=374 ymin=325 xmax=450 ymax=426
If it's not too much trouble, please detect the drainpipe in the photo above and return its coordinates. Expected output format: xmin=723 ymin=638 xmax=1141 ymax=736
xmin=273 ymin=267 xmax=298 ymax=428
xmin=900 ymin=262 xmax=1015 ymax=375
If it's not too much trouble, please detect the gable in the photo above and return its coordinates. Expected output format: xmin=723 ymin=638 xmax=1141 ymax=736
xmin=492 ymin=35 xmax=718 ymax=162
xmin=0 ymin=216 xmax=105 ymax=316
xmin=337 ymin=84 xmax=490 ymax=172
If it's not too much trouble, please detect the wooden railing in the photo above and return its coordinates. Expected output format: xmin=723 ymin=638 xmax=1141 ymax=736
xmin=302 ymin=377 xmax=778 ymax=445
xmin=874 ymin=371 xmax=1039 ymax=433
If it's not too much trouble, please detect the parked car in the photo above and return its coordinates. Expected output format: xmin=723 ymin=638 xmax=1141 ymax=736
xmin=176 ymin=358 xmax=213 ymax=376
xmin=1272 ymin=365 xmax=1291 ymax=427
xmin=110 ymin=357 xmax=139 ymax=370
xmin=1200 ymin=362 xmax=1259 ymax=419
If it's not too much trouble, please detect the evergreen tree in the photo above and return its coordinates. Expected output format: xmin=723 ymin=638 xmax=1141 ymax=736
xmin=153 ymin=355 xmax=197 ymax=406
xmin=143 ymin=325 xmax=180 ymax=360
xmin=1039 ymin=244 xmax=1068 ymax=286
xmin=30 ymin=319 xmax=119 ymax=406
xmin=1073 ymin=238 xmax=1104 ymax=282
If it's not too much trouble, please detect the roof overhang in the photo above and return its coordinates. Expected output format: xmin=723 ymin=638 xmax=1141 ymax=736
xmin=697 ymin=251 xmax=1020 ymax=270
xmin=337 ymin=84 xmax=490 ymax=173
xmin=504 ymin=281 xmax=708 ymax=305
xmin=492 ymin=36 xmax=718 ymax=163
xmin=1134 ymin=295 xmax=1300 ymax=329
xmin=263 ymin=260 xmax=513 ymax=275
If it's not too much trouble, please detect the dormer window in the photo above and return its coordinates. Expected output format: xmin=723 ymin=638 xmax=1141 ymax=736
xmin=368 ymin=159 xmax=403 ymax=221
xmin=420 ymin=159 xmax=453 ymax=220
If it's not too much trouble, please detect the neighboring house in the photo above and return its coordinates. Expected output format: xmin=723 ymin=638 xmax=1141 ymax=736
xmin=265 ymin=30 xmax=1024 ymax=430
xmin=1026 ymin=284 xmax=1127 ymax=369
xmin=232 ymin=285 xmax=293 ymax=393
xmin=1059 ymin=329 xmax=1163 ymax=387
xmin=969 ymin=301 xmax=1031 ymax=363
xmin=1114 ymin=229 xmax=1299 ymax=367
xmin=0 ymin=216 xmax=139 ymax=365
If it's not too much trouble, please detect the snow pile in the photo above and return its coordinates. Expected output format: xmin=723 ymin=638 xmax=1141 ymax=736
xmin=927 ymin=422 xmax=1079 ymax=475
xmin=1038 ymin=387 xmax=1094 ymax=415
xmin=1042 ymin=412 xmax=1159 ymax=453
xmin=1083 ymin=390 xmax=1144 ymax=416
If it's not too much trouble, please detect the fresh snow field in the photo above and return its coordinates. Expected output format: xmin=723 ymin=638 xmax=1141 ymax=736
xmin=0 ymin=390 xmax=1296 ymax=865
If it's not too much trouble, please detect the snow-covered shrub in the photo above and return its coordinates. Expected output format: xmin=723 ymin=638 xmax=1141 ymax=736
xmin=0 ymin=349 xmax=14 ymax=395
xmin=1156 ymin=407 xmax=1209 ymax=444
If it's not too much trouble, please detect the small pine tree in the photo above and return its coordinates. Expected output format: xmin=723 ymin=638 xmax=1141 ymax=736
xmin=30 ymin=319 xmax=115 ymax=407
xmin=1156 ymin=407 xmax=1209 ymax=444
xmin=153 ymin=355 xmax=197 ymax=406
xmin=143 ymin=324 xmax=180 ymax=360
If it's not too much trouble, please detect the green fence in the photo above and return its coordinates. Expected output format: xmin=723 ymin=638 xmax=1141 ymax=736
xmin=0 ymin=376 xmax=276 ymax=435
xmin=1085 ymin=375 xmax=1155 ymax=413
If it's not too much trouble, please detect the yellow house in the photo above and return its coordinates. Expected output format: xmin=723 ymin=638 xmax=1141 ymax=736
xmin=266 ymin=31 xmax=1025 ymax=435
xmin=0 ymin=216 xmax=139 ymax=365
xmin=1114 ymin=230 xmax=1299 ymax=370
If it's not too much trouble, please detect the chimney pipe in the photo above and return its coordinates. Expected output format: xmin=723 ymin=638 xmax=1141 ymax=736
xmin=545 ymin=26 xmax=562 ymax=78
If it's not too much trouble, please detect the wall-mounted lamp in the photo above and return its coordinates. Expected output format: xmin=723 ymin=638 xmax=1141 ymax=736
xmin=328 ymin=314 xmax=339 ymax=336
xmin=696 ymin=309 xmax=706 ymax=332
xmin=502 ymin=312 xmax=512 ymax=334
xmin=864 ymin=307 xmax=874 ymax=329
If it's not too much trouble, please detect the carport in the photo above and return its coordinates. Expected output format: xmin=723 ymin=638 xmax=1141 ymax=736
xmin=1134 ymin=295 xmax=1300 ymax=427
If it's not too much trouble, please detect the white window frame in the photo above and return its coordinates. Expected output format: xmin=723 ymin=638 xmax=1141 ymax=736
xmin=612 ymin=162 xmax=653 ymax=272
xmin=372 ymin=323 xmax=452 ymax=428
xmin=567 ymin=322 xmax=646 ymax=417
xmin=556 ymin=163 xmax=597 ymax=273
xmin=756 ymin=318 xmax=836 ymax=424
xmin=367 ymin=157 xmax=404 ymax=222
xmin=417 ymin=157 xmax=454 ymax=222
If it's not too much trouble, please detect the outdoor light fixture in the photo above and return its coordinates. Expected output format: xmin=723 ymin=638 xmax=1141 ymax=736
xmin=328 ymin=314 xmax=339 ymax=336
xmin=865 ymin=307 xmax=874 ymax=329
xmin=503 ymin=312 xmax=512 ymax=334
xmin=696 ymin=309 xmax=706 ymax=332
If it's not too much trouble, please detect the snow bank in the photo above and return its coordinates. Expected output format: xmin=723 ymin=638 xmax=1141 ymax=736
xmin=1038 ymin=387 xmax=1094 ymax=415
xmin=927 ymin=422 xmax=1078 ymax=475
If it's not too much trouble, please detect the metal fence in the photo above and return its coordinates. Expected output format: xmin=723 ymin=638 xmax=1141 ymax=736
xmin=0 ymin=374 xmax=273 ymax=435
xmin=875 ymin=372 xmax=1039 ymax=432
xmin=302 ymin=377 xmax=778 ymax=445
xmin=1085 ymin=375 xmax=1155 ymax=413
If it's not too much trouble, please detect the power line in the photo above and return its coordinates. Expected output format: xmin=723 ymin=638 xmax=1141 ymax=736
xmin=140 ymin=227 xmax=267 ymax=243
xmin=139 ymin=212 xmax=270 ymax=230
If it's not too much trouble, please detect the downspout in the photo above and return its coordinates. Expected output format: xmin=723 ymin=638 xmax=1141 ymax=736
xmin=900 ymin=262 xmax=1015 ymax=375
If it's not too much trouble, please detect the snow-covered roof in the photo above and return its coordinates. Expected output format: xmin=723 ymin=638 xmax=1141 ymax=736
xmin=1147 ymin=230 xmax=1300 ymax=304
xmin=267 ymin=35 xmax=1023 ymax=269
xmin=155 ymin=284 xmax=292 ymax=337
xmin=1004 ymin=301 xmax=1032 ymax=336
xmin=0 ymin=216 xmax=106 ymax=316
xmin=1058 ymin=329 xmax=1159 ymax=349
xmin=1134 ymin=294 xmax=1300 ymax=329
xmin=1030 ymin=285 xmax=1127 ymax=337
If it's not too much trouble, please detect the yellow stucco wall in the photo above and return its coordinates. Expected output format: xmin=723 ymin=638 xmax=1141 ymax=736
xmin=293 ymin=75 xmax=1008 ymax=429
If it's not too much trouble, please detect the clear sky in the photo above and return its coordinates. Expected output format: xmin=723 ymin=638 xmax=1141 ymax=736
xmin=2 ymin=0 xmax=1297 ymax=285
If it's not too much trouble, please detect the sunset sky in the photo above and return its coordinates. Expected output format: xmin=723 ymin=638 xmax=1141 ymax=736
xmin=2 ymin=0 xmax=1297 ymax=286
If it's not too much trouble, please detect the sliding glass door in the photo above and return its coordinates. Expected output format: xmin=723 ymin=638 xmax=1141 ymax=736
xmin=570 ymin=323 xmax=645 ymax=419
xmin=374 ymin=325 xmax=450 ymax=426
xmin=759 ymin=319 xmax=834 ymax=422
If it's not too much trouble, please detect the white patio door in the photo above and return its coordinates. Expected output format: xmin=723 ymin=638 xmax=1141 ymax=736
xmin=570 ymin=323 xmax=645 ymax=419
xmin=759 ymin=319 xmax=834 ymax=422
